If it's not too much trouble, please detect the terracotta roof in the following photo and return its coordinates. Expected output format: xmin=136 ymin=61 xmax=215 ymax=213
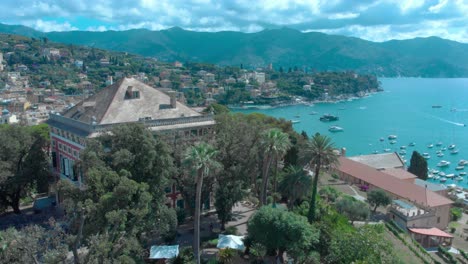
xmin=382 ymin=168 xmax=417 ymax=180
xmin=337 ymin=157 xmax=453 ymax=208
xmin=409 ymin=228 xmax=453 ymax=238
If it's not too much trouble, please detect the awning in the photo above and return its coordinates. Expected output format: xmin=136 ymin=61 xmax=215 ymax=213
xmin=409 ymin=228 xmax=453 ymax=238
xmin=149 ymin=245 xmax=179 ymax=259
xmin=217 ymin=235 xmax=245 ymax=251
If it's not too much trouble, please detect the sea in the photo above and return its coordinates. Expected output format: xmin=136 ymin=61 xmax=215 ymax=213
xmin=234 ymin=78 xmax=468 ymax=189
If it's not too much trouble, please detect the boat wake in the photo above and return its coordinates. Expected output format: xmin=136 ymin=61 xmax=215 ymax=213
xmin=431 ymin=115 xmax=465 ymax=127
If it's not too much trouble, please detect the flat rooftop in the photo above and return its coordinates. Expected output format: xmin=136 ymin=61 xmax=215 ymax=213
xmin=349 ymin=152 xmax=405 ymax=170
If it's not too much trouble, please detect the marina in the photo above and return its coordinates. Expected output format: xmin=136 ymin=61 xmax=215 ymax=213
xmin=234 ymin=78 xmax=468 ymax=189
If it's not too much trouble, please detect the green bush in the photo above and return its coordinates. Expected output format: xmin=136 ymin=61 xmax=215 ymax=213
xmin=218 ymin=248 xmax=237 ymax=264
xmin=450 ymin=227 xmax=456 ymax=233
xmin=460 ymin=249 xmax=468 ymax=261
xmin=224 ymin=226 xmax=238 ymax=235
xmin=450 ymin=207 xmax=462 ymax=221
xmin=176 ymin=208 xmax=186 ymax=225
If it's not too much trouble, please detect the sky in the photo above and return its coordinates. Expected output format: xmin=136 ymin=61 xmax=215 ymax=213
xmin=0 ymin=0 xmax=467 ymax=43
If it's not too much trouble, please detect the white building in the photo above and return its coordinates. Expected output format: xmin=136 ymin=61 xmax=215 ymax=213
xmin=255 ymin=72 xmax=266 ymax=84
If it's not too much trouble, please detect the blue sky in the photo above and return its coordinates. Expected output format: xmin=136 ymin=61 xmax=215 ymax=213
xmin=0 ymin=0 xmax=467 ymax=43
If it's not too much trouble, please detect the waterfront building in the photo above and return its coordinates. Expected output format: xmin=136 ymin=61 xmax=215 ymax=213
xmin=47 ymin=77 xmax=215 ymax=207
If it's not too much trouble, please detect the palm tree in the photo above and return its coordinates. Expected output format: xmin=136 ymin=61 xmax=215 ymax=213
xmin=259 ymin=128 xmax=291 ymax=205
xmin=302 ymin=133 xmax=339 ymax=223
xmin=183 ymin=142 xmax=221 ymax=264
xmin=279 ymin=165 xmax=312 ymax=209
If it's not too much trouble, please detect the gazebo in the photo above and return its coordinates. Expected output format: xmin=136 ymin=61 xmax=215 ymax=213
xmin=409 ymin=228 xmax=454 ymax=248
xmin=217 ymin=235 xmax=245 ymax=251
xmin=148 ymin=245 xmax=179 ymax=262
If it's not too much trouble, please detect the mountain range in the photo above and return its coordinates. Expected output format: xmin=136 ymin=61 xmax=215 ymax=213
xmin=1 ymin=23 xmax=468 ymax=77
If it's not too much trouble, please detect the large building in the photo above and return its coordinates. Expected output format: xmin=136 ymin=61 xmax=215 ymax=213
xmin=334 ymin=155 xmax=453 ymax=230
xmin=47 ymin=78 xmax=215 ymax=206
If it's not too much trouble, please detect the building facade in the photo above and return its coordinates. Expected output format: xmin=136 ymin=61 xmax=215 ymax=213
xmin=47 ymin=78 xmax=216 ymax=207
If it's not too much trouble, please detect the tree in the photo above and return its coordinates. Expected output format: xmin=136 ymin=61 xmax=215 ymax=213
xmin=279 ymin=165 xmax=312 ymax=209
xmin=259 ymin=128 xmax=291 ymax=205
xmin=408 ymin=151 xmax=428 ymax=180
xmin=367 ymin=189 xmax=392 ymax=212
xmin=183 ymin=142 xmax=221 ymax=264
xmin=247 ymin=206 xmax=319 ymax=262
xmin=0 ymin=125 xmax=49 ymax=214
xmin=215 ymin=183 xmax=242 ymax=230
xmin=301 ymin=133 xmax=338 ymax=223
xmin=335 ymin=197 xmax=369 ymax=224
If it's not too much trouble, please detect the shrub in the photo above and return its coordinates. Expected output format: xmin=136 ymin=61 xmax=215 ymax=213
xmin=176 ymin=208 xmax=186 ymax=225
xmin=450 ymin=207 xmax=462 ymax=221
xmin=450 ymin=227 xmax=456 ymax=233
xmin=224 ymin=226 xmax=238 ymax=235
xmin=331 ymin=174 xmax=339 ymax=180
xmin=217 ymin=248 xmax=237 ymax=264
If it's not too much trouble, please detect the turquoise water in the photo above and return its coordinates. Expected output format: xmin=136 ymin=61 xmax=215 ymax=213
xmin=234 ymin=78 xmax=468 ymax=189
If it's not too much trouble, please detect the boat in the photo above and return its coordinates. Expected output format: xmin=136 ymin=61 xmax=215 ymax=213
xmin=434 ymin=176 xmax=440 ymax=180
xmin=373 ymin=150 xmax=379 ymax=154
xmin=400 ymin=146 xmax=406 ymax=149
xmin=408 ymin=142 xmax=416 ymax=146
xmin=390 ymin=140 xmax=397 ymax=144
xmin=440 ymin=177 xmax=447 ymax=182
xmin=422 ymin=153 xmax=431 ymax=159
xmin=399 ymin=150 xmax=406 ymax=155
xmin=291 ymin=120 xmax=301 ymax=124
xmin=455 ymin=176 xmax=463 ymax=181
xmin=450 ymin=149 xmax=459 ymax=155
xmin=460 ymin=172 xmax=467 ymax=176
xmin=448 ymin=144 xmax=456 ymax=149
xmin=436 ymin=142 xmax=443 ymax=146
xmin=455 ymin=166 xmax=464 ymax=170
xmin=445 ymin=173 xmax=455 ymax=178
xmin=379 ymin=137 xmax=385 ymax=142
xmin=438 ymin=171 xmax=446 ymax=176
xmin=319 ymin=114 xmax=339 ymax=122
xmin=428 ymin=174 xmax=434 ymax=179
xmin=437 ymin=153 xmax=444 ymax=157
xmin=388 ymin=135 xmax=397 ymax=140
xmin=432 ymin=170 xmax=440 ymax=174
xmin=328 ymin=126 xmax=344 ymax=132
xmin=309 ymin=111 xmax=318 ymax=115
xmin=441 ymin=147 xmax=447 ymax=151
xmin=437 ymin=160 xmax=450 ymax=167
xmin=293 ymin=115 xmax=300 ymax=118
xmin=384 ymin=148 xmax=391 ymax=152
xmin=432 ymin=105 xmax=442 ymax=108
xmin=458 ymin=160 xmax=468 ymax=166
xmin=427 ymin=144 xmax=434 ymax=148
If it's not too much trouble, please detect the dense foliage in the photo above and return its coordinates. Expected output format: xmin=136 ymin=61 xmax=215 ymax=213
xmin=408 ymin=151 xmax=428 ymax=180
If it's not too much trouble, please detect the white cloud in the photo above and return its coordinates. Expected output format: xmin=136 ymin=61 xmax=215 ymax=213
xmin=27 ymin=19 xmax=78 ymax=32
xmin=328 ymin=12 xmax=360 ymax=20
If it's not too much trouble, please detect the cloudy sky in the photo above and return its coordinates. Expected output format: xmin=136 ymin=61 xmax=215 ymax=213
xmin=0 ymin=0 xmax=467 ymax=43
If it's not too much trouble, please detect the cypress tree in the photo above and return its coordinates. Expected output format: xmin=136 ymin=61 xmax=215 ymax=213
xmin=408 ymin=151 xmax=428 ymax=180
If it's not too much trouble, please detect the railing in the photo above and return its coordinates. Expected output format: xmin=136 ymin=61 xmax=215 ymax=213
xmin=48 ymin=113 xmax=214 ymax=134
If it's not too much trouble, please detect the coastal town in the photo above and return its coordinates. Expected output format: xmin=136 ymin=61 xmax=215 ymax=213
xmin=0 ymin=34 xmax=467 ymax=264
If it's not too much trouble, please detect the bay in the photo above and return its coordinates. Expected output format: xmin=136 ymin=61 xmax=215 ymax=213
xmin=234 ymin=78 xmax=468 ymax=189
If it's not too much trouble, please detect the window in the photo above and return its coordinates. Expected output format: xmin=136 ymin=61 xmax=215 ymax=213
xmin=437 ymin=217 xmax=440 ymax=223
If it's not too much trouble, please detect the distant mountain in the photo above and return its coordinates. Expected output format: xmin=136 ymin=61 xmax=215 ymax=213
xmin=1 ymin=23 xmax=468 ymax=77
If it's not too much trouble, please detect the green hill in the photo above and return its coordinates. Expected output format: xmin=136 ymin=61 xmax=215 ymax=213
xmin=1 ymin=24 xmax=468 ymax=77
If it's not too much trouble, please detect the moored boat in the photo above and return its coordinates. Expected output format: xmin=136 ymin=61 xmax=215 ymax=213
xmin=427 ymin=144 xmax=434 ymax=148
xmin=445 ymin=173 xmax=455 ymax=178
xmin=438 ymin=171 xmax=446 ymax=176
xmin=319 ymin=114 xmax=339 ymax=122
xmin=448 ymin=144 xmax=456 ymax=150
xmin=390 ymin=140 xmax=397 ymax=144
xmin=437 ymin=160 xmax=450 ymax=167
xmin=388 ymin=135 xmax=397 ymax=140
xmin=455 ymin=176 xmax=463 ymax=181
xmin=450 ymin=149 xmax=459 ymax=155
xmin=455 ymin=166 xmax=464 ymax=170
xmin=328 ymin=126 xmax=344 ymax=132
xmin=440 ymin=177 xmax=447 ymax=182
xmin=409 ymin=142 xmax=416 ymax=146
xmin=460 ymin=172 xmax=467 ymax=176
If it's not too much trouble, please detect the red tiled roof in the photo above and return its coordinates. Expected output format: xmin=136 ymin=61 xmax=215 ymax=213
xmin=382 ymin=168 xmax=417 ymax=180
xmin=337 ymin=157 xmax=453 ymax=208
xmin=409 ymin=228 xmax=453 ymax=238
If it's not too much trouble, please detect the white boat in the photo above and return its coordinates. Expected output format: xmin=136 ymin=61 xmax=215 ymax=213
xmin=437 ymin=153 xmax=444 ymax=157
xmin=455 ymin=176 xmax=463 ymax=181
xmin=455 ymin=166 xmax=464 ymax=170
xmin=437 ymin=160 xmax=450 ymax=167
xmin=422 ymin=153 xmax=431 ymax=159
xmin=427 ymin=144 xmax=434 ymax=148
xmin=400 ymin=146 xmax=406 ymax=149
xmin=291 ymin=120 xmax=301 ymax=124
xmin=388 ymin=135 xmax=397 ymax=140
xmin=436 ymin=142 xmax=443 ymax=146
xmin=458 ymin=160 xmax=468 ymax=166
xmin=440 ymin=177 xmax=447 ymax=182
xmin=384 ymin=148 xmax=391 ymax=152
xmin=373 ymin=150 xmax=379 ymax=154
xmin=428 ymin=174 xmax=434 ymax=179
xmin=399 ymin=150 xmax=406 ymax=155
xmin=431 ymin=169 xmax=440 ymax=174
xmin=309 ymin=111 xmax=318 ymax=115
xmin=434 ymin=176 xmax=440 ymax=180
xmin=379 ymin=137 xmax=385 ymax=142
xmin=446 ymin=173 xmax=455 ymax=178
xmin=390 ymin=140 xmax=397 ymax=144
xmin=441 ymin=147 xmax=447 ymax=151
xmin=450 ymin=149 xmax=459 ymax=155
xmin=438 ymin=171 xmax=446 ymax=176
xmin=328 ymin=126 xmax=344 ymax=132
xmin=408 ymin=142 xmax=416 ymax=146
xmin=448 ymin=144 xmax=456 ymax=149
xmin=460 ymin=172 xmax=467 ymax=176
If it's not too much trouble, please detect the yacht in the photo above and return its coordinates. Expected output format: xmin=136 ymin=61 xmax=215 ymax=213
xmin=422 ymin=153 xmax=431 ymax=159
xmin=399 ymin=150 xmax=406 ymax=155
xmin=448 ymin=144 xmax=456 ymax=150
xmin=400 ymin=146 xmax=406 ymax=149
xmin=455 ymin=176 xmax=463 ymax=181
xmin=434 ymin=175 xmax=440 ymax=180
xmin=455 ymin=166 xmax=464 ymax=170
xmin=384 ymin=148 xmax=391 ymax=152
xmin=436 ymin=142 xmax=443 ymax=146
xmin=437 ymin=160 xmax=450 ymax=167
xmin=379 ymin=137 xmax=385 ymax=142
xmin=458 ymin=160 xmax=468 ymax=166
xmin=328 ymin=126 xmax=344 ymax=132
xmin=390 ymin=140 xmax=397 ymax=144
xmin=309 ymin=111 xmax=318 ymax=115
xmin=432 ymin=169 xmax=440 ymax=174
xmin=450 ymin=149 xmax=459 ymax=155
xmin=388 ymin=135 xmax=398 ymax=140
xmin=408 ymin=142 xmax=416 ymax=147
xmin=291 ymin=120 xmax=301 ymax=124
xmin=441 ymin=147 xmax=447 ymax=151
xmin=460 ymin=172 xmax=467 ymax=176
xmin=428 ymin=174 xmax=434 ymax=179
xmin=440 ymin=177 xmax=447 ymax=182
xmin=293 ymin=115 xmax=300 ymax=118
xmin=437 ymin=153 xmax=444 ymax=157
xmin=427 ymin=144 xmax=434 ymax=148
xmin=445 ymin=173 xmax=455 ymax=178
xmin=319 ymin=114 xmax=339 ymax=122
xmin=438 ymin=171 xmax=446 ymax=176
